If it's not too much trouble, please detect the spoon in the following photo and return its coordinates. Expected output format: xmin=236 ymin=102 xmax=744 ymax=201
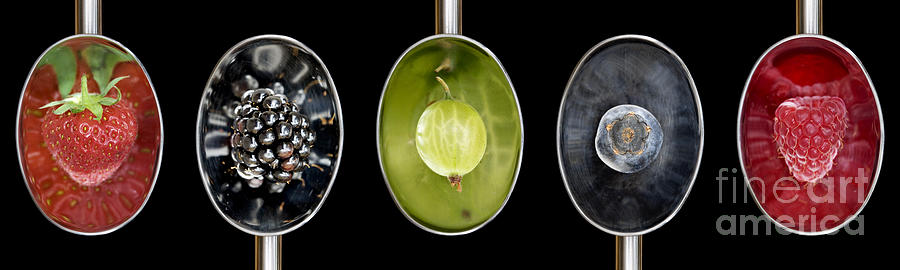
xmin=557 ymin=35 xmax=703 ymax=269
xmin=737 ymin=0 xmax=882 ymax=235
xmin=197 ymin=35 xmax=343 ymax=270
xmin=376 ymin=0 xmax=524 ymax=235
xmin=16 ymin=0 xmax=163 ymax=236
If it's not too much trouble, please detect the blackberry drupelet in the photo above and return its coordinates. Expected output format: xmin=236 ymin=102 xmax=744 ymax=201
xmin=230 ymin=88 xmax=316 ymax=188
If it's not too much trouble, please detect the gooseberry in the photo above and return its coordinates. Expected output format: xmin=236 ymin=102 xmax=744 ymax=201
xmin=415 ymin=77 xmax=487 ymax=192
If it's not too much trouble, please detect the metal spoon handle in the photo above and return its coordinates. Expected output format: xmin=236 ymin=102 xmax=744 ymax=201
xmin=255 ymin=235 xmax=282 ymax=270
xmin=436 ymin=0 xmax=461 ymax=34
xmin=75 ymin=0 xmax=101 ymax=34
xmin=796 ymin=0 xmax=822 ymax=34
xmin=616 ymin=235 xmax=642 ymax=270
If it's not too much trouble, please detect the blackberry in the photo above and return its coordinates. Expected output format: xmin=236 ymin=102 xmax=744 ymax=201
xmin=230 ymin=88 xmax=315 ymax=188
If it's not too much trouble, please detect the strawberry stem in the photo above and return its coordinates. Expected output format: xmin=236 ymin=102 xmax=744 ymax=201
xmin=39 ymin=74 xmax=129 ymax=121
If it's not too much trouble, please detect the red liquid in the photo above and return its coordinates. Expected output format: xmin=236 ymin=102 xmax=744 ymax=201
xmin=739 ymin=37 xmax=880 ymax=232
xmin=18 ymin=37 xmax=161 ymax=234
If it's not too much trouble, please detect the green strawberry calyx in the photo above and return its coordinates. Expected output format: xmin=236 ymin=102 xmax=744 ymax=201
xmin=40 ymin=74 xmax=129 ymax=121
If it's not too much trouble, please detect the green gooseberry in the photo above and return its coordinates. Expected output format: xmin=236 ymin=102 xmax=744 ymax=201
xmin=415 ymin=76 xmax=487 ymax=192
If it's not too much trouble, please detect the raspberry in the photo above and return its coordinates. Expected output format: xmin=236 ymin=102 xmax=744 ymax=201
xmin=773 ymin=96 xmax=848 ymax=183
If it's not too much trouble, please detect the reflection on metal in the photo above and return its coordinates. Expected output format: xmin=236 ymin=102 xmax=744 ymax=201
xmin=255 ymin=235 xmax=281 ymax=270
xmin=252 ymin=44 xmax=288 ymax=74
xmin=436 ymin=0 xmax=461 ymax=34
xmin=796 ymin=0 xmax=822 ymax=35
xmin=198 ymin=35 xmax=341 ymax=235
xmin=558 ymin=35 xmax=702 ymax=236
xmin=558 ymin=35 xmax=702 ymax=269
xmin=75 ymin=0 xmax=101 ymax=34
xmin=197 ymin=35 xmax=342 ymax=269
xmin=616 ymin=235 xmax=642 ymax=270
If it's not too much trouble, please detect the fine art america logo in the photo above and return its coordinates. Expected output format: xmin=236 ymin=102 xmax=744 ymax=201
xmin=714 ymin=168 xmax=866 ymax=235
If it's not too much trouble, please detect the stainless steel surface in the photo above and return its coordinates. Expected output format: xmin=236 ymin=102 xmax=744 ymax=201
xmin=436 ymin=0 xmax=460 ymax=34
xmin=557 ymin=35 xmax=703 ymax=236
xmin=376 ymin=34 xmax=523 ymax=236
xmin=616 ymin=235 xmax=642 ymax=270
xmin=736 ymin=34 xmax=882 ymax=236
xmin=255 ymin=235 xmax=281 ymax=270
xmin=796 ymin=0 xmax=822 ymax=34
xmin=75 ymin=0 xmax=100 ymax=34
xmin=197 ymin=35 xmax=342 ymax=236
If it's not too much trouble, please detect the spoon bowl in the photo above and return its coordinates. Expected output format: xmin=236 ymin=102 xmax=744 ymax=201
xmin=197 ymin=34 xmax=342 ymax=236
xmin=737 ymin=34 xmax=882 ymax=235
xmin=377 ymin=34 xmax=523 ymax=235
xmin=17 ymin=34 xmax=163 ymax=235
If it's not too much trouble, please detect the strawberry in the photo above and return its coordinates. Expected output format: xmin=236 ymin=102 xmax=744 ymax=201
xmin=40 ymin=74 xmax=137 ymax=186
xmin=773 ymin=96 xmax=848 ymax=183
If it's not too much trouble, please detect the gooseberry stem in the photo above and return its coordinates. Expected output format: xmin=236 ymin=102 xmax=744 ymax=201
xmin=434 ymin=58 xmax=451 ymax=73
xmin=435 ymin=76 xmax=452 ymax=99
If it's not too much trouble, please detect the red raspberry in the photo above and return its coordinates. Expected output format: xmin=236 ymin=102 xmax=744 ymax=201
xmin=773 ymin=96 xmax=848 ymax=183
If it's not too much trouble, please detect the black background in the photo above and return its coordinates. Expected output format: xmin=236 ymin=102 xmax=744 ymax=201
xmin=3 ymin=1 xmax=894 ymax=268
